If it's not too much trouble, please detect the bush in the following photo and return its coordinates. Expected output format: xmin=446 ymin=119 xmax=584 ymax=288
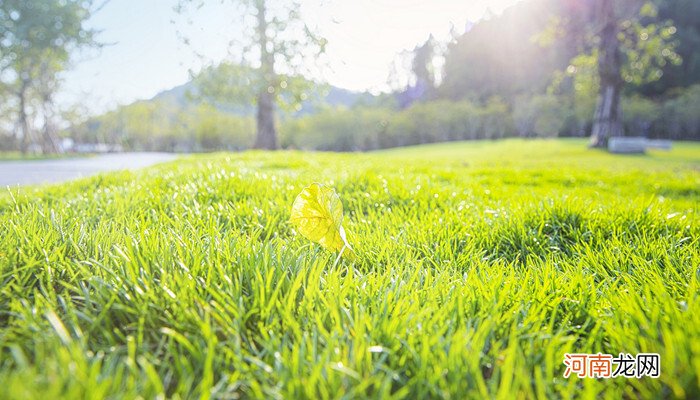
xmin=281 ymin=107 xmax=391 ymax=151
xmin=513 ymin=95 xmax=572 ymax=138
xmin=281 ymin=99 xmax=513 ymax=151
xmin=622 ymin=96 xmax=661 ymax=137
xmin=70 ymin=102 xmax=254 ymax=152
xmin=67 ymin=88 xmax=700 ymax=153
xmin=187 ymin=105 xmax=254 ymax=151
xmin=661 ymin=85 xmax=700 ymax=140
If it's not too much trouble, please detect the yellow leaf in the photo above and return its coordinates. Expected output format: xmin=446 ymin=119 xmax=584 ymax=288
xmin=290 ymin=183 xmax=355 ymax=259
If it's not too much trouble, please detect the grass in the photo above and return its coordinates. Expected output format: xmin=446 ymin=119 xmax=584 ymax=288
xmin=0 ymin=138 xmax=699 ymax=399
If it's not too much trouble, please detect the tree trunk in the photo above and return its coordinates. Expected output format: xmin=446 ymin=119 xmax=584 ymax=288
xmin=254 ymin=88 xmax=277 ymax=149
xmin=253 ymin=0 xmax=278 ymax=150
xmin=41 ymin=112 xmax=62 ymax=154
xmin=590 ymin=0 xmax=624 ymax=148
xmin=18 ymin=80 xmax=32 ymax=154
xmin=40 ymin=93 xmax=62 ymax=154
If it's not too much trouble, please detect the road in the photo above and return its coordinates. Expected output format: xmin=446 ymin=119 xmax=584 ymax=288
xmin=0 ymin=153 xmax=178 ymax=187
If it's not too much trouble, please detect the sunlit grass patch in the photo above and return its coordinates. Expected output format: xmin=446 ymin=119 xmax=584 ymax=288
xmin=0 ymin=139 xmax=698 ymax=399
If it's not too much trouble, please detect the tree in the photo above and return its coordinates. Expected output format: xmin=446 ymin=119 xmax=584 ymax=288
xmin=440 ymin=0 xmax=573 ymax=101
xmin=590 ymin=0 xmax=625 ymax=147
xmin=0 ymin=0 xmax=99 ymax=154
xmin=175 ymin=1 xmax=326 ymax=150
xmin=588 ymin=0 xmax=680 ymax=147
xmin=395 ymin=35 xmax=437 ymax=109
xmin=412 ymin=35 xmax=436 ymax=94
xmin=532 ymin=0 xmax=679 ymax=147
xmin=639 ymin=0 xmax=700 ymax=95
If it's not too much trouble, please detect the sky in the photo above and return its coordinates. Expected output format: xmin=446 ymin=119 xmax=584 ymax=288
xmin=59 ymin=0 xmax=523 ymax=114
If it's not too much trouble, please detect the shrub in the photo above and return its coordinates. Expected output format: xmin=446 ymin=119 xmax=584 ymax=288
xmin=66 ymin=88 xmax=700 ymax=153
xmin=622 ymin=96 xmax=661 ymax=137
xmin=282 ymin=99 xmax=514 ymax=151
xmin=513 ymin=95 xmax=572 ymax=138
xmin=281 ymin=107 xmax=391 ymax=151
xmin=661 ymin=85 xmax=700 ymax=140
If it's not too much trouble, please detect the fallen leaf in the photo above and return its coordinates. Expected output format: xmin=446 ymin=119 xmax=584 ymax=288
xmin=290 ymin=183 xmax=355 ymax=259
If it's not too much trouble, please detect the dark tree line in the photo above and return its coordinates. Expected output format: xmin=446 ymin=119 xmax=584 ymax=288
xmin=439 ymin=0 xmax=697 ymax=144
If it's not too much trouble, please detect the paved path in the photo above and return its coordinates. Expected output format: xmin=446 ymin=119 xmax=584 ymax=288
xmin=0 ymin=153 xmax=178 ymax=186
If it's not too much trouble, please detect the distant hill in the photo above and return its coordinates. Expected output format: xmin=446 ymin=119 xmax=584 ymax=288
xmin=149 ymin=75 xmax=378 ymax=116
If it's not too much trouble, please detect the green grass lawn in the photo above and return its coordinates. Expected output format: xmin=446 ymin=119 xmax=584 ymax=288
xmin=1 ymin=139 xmax=699 ymax=399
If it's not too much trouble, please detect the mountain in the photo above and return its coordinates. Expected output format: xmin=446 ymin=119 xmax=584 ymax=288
xmin=149 ymin=76 xmax=378 ymax=116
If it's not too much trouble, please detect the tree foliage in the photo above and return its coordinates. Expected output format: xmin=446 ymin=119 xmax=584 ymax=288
xmin=441 ymin=0 xmax=577 ymax=101
xmin=441 ymin=0 xmax=694 ymax=102
xmin=439 ymin=0 xmax=692 ymax=147
xmin=0 ymin=0 xmax=98 ymax=153
xmin=175 ymin=0 xmax=326 ymax=149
